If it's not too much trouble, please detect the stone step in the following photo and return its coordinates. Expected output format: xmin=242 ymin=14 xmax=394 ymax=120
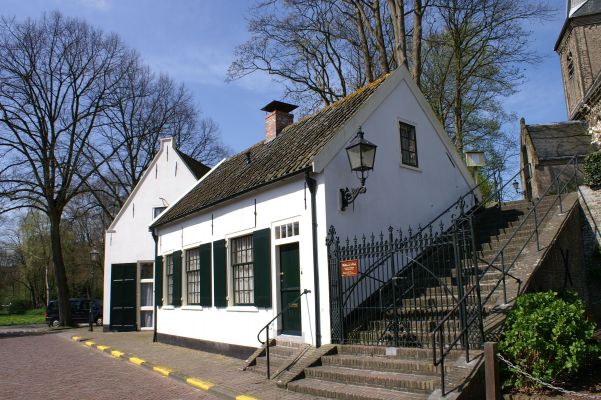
xmin=287 ymin=378 xmax=429 ymax=400
xmin=348 ymin=329 xmax=457 ymax=348
xmin=254 ymin=353 xmax=287 ymax=369
xmin=321 ymin=354 xmax=447 ymax=375
xmin=337 ymin=345 xmax=463 ymax=361
xmin=304 ymin=365 xmax=438 ymax=393
xmin=265 ymin=344 xmax=296 ymax=358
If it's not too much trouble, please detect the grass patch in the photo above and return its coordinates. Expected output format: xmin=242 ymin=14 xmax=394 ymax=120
xmin=0 ymin=308 xmax=46 ymax=326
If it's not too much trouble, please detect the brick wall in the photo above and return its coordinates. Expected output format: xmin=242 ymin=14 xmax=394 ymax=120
xmin=578 ymin=185 xmax=601 ymax=321
xmin=527 ymin=198 xmax=588 ymax=303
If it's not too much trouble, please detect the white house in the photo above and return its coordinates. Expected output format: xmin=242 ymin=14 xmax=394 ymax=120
xmin=103 ymin=137 xmax=209 ymax=332
xmin=149 ymin=67 xmax=476 ymax=357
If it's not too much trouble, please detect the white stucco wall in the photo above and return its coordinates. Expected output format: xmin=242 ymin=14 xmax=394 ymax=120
xmin=103 ymin=138 xmax=200 ymax=327
xmin=156 ymin=176 xmax=321 ymax=349
xmin=316 ymin=78 xmax=474 ymax=344
xmin=152 ymin=70 xmax=475 ymax=350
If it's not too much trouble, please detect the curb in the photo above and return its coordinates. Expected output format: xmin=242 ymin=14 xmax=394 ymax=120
xmin=70 ymin=335 xmax=258 ymax=400
xmin=0 ymin=327 xmax=70 ymax=339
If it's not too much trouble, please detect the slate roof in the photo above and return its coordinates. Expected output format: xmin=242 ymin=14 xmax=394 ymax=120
xmin=571 ymin=0 xmax=601 ymax=18
xmin=152 ymin=75 xmax=389 ymax=228
xmin=525 ymin=121 xmax=592 ymax=162
xmin=174 ymin=148 xmax=211 ymax=179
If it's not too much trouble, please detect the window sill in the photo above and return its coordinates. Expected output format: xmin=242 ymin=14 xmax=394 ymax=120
xmin=226 ymin=305 xmax=260 ymax=313
xmin=399 ymin=163 xmax=422 ymax=172
xmin=161 ymin=305 xmax=175 ymax=310
xmin=181 ymin=305 xmax=204 ymax=311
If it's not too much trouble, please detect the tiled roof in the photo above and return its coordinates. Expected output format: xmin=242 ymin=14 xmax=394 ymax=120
xmin=571 ymin=0 xmax=601 ymax=18
xmin=525 ymin=121 xmax=592 ymax=161
xmin=152 ymin=75 xmax=389 ymax=227
xmin=174 ymin=148 xmax=211 ymax=179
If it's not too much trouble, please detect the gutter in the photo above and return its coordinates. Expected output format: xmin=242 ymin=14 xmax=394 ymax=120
xmin=305 ymin=172 xmax=321 ymax=348
xmin=151 ymin=228 xmax=159 ymax=343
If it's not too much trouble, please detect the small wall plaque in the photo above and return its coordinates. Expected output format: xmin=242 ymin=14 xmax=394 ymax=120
xmin=340 ymin=259 xmax=359 ymax=277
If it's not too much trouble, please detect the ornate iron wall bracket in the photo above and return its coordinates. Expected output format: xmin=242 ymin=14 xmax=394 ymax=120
xmin=340 ymin=186 xmax=366 ymax=211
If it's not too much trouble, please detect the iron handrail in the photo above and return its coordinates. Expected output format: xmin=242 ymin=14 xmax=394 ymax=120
xmin=432 ymin=156 xmax=579 ymax=395
xmin=256 ymin=288 xmax=311 ymax=379
xmin=345 ymin=167 xmax=517 ymax=304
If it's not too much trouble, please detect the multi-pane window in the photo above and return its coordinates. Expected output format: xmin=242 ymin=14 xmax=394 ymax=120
xmin=231 ymin=235 xmax=254 ymax=305
xmin=400 ymin=122 xmax=418 ymax=167
xmin=166 ymin=254 xmax=174 ymax=305
xmin=186 ymin=248 xmax=201 ymax=305
xmin=275 ymin=222 xmax=299 ymax=240
xmin=139 ymin=262 xmax=154 ymax=328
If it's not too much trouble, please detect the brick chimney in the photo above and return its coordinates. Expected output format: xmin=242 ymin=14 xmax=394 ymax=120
xmin=261 ymin=100 xmax=298 ymax=142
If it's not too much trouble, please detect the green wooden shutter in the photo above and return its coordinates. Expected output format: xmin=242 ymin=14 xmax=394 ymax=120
xmin=172 ymin=250 xmax=182 ymax=307
xmin=213 ymin=240 xmax=227 ymax=307
xmin=198 ymin=243 xmax=212 ymax=307
xmin=253 ymin=228 xmax=272 ymax=308
xmin=155 ymin=256 xmax=163 ymax=307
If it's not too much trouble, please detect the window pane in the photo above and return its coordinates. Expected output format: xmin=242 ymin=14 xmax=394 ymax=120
xmin=140 ymin=282 xmax=153 ymax=307
xmin=166 ymin=255 xmax=174 ymax=305
xmin=399 ymin=122 xmax=417 ymax=167
xmin=293 ymin=222 xmax=299 ymax=236
xmin=231 ymin=234 xmax=254 ymax=305
xmin=140 ymin=310 xmax=153 ymax=328
xmin=140 ymin=263 xmax=153 ymax=279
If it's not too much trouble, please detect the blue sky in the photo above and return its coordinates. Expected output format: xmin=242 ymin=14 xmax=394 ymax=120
xmin=1 ymin=0 xmax=569 ymax=159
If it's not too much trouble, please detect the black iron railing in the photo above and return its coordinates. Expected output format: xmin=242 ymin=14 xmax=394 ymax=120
xmin=327 ymin=156 xmax=581 ymax=396
xmin=257 ymin=289 xmax=311 ymax=379
xmin=432 ymin=156 xmax=579 ymax=395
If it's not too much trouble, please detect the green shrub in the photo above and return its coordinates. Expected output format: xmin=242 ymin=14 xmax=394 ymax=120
xmin=583 ymin=151 xmax=601 ymax=188
xmin=500 ymin=291 xmax=599 ymax=390
xmin=8 ymin=299 xmax=30 ymax=315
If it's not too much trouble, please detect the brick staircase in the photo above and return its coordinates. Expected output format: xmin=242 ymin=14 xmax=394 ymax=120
xmin=287 ymin=345 xmax=468 ymax=400
xmin=283 ymin=198 xmax=559 ymax=399
xmin=243 ymin=339 xmax=310 ymax=378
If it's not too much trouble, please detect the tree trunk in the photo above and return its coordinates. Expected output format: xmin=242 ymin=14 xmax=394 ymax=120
xmin=354 ymin=4 xmax=375 ymax=82
xmin=411 ymin=0 xmax=424 ymax=87
xmin=387 ymin=0 xmax=408 ymax=69
xmin=373 ymin=0 xmax=391 ymax=73
xmin=49 ymin=209 xmax=72 ymax=326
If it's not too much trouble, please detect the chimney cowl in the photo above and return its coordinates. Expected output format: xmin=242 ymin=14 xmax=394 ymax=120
xmin=262 ymin=100 xmax=298 ymax=142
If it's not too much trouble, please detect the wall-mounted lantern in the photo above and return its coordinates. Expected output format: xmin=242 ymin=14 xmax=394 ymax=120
xmin=340 ymin=128 xmax=377 ymax=211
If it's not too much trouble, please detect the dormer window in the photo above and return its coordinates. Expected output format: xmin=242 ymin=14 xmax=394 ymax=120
xmin=567 ymin=52 xmax=574 ymax=80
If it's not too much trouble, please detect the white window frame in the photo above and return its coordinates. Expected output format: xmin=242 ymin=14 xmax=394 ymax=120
xmin=138 ymin=261 xmax=154 ymax=330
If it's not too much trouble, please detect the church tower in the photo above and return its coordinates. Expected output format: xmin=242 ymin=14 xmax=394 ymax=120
xmin=555 ymin=0 xmax=601 ymax=133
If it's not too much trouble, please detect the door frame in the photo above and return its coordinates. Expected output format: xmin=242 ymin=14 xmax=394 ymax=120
xmin=277 ymin=241 xmax=302 ymax=336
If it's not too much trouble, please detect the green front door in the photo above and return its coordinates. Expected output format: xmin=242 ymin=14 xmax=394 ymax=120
xmin=110 ymin=263 xmax=137 ymax=331
xmin=280 ymin=243 xmax=301 ymax=335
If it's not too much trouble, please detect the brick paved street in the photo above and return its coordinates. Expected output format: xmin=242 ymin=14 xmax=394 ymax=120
xmin=0 ymin=333 xmax=216 ymax=400
xmin=62 ymin=328 xmax=323 ymax=400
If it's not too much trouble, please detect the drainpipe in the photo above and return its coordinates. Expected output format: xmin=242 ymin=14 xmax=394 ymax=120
xmin=150 ymin=228 xmax=159 ymax=343
xmin=305 ymin=172 xmax=321 ymax=348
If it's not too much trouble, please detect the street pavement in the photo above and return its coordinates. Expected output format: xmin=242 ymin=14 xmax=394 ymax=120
xmin=62 ymin=328 xmax=322 ymax=400
xmin=0 ymin=332 xmax=216 ymax=400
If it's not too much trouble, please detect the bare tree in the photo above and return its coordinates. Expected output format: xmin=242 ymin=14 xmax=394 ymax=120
xmin=90 ymin=60 xmax=229 ymax=219
xmin=0 ymin=12 xmax=133 ymax=325
xmin=424 ymin=0 xmax=553 ymax=154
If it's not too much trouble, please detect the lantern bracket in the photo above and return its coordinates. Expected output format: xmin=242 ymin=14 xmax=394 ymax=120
xmin=340 ymin=185 xmax=366 ymax=211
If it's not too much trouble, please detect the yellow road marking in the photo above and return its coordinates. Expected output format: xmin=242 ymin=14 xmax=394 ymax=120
xmin=129 ymin=357 xmax=145 ymax=365
xmin=84 ymin=341 xmax=95 ymax=347
xmin=236 ymin=396 xmax=258 ymax=400
xmin=97 ymin=345 xmax=110 ymax=351
xmin=153 ymin=366 xmax=173 ymax=376
xmin=71 ymin=336 xmax=81 ymax=341
xmin=186 ymin=378 xmax=215 ymax=391
xmin=111 ymin=350 xmax=124 ymax=358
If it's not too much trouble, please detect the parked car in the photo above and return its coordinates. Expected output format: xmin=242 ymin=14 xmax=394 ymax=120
xmin=46 ymin=298 xmax=102 ymax=328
